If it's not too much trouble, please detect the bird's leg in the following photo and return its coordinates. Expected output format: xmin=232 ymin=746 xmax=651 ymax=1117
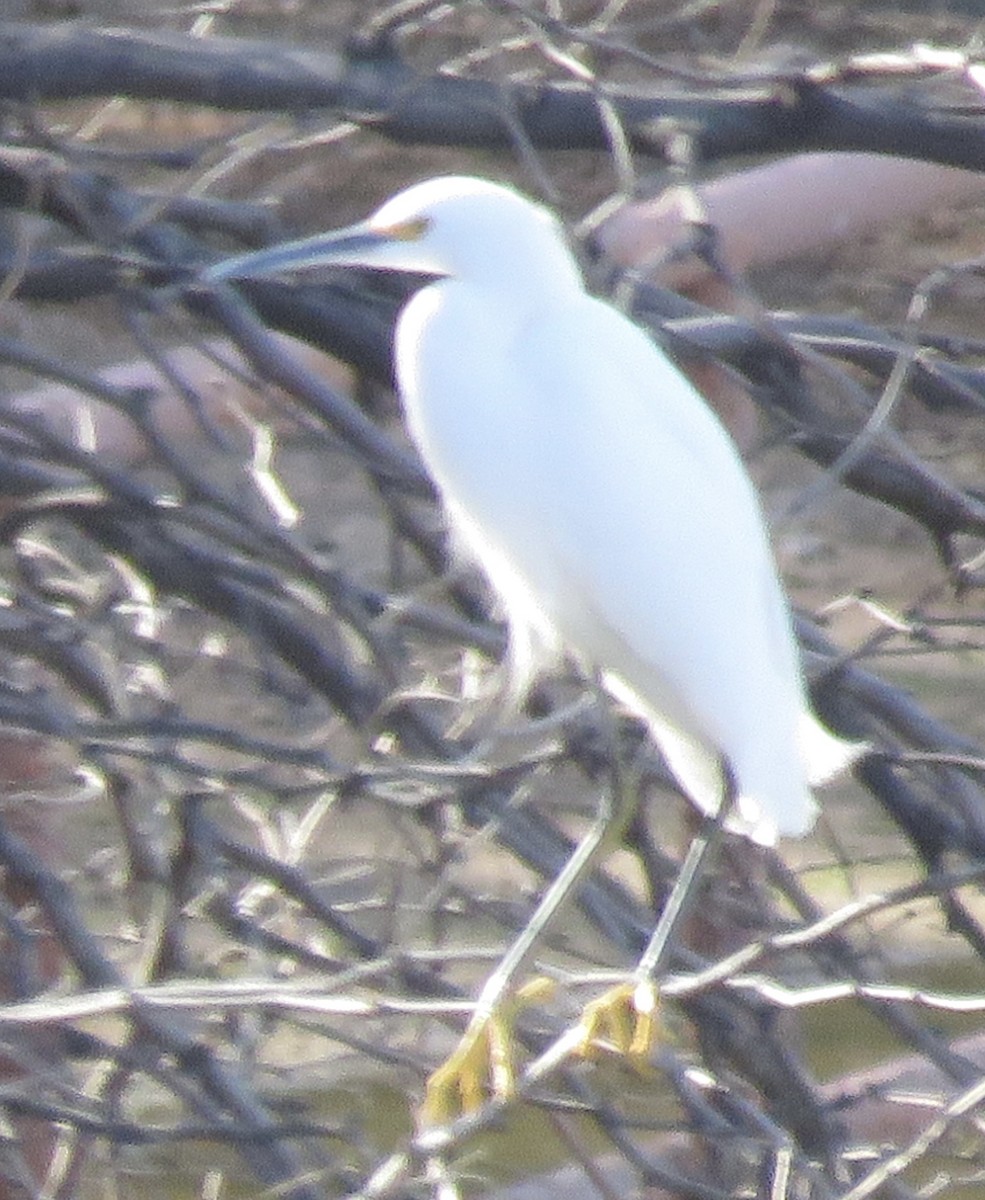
xmin=422 ymin=688 xmax=640 ymax=1123
xmin=574 ymin=760 xmax=737 ymax=1068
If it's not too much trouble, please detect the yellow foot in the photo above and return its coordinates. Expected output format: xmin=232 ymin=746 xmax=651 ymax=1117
xmin=421 ymin=977 xmax=554 ymax=1125
xmin=573 ymin=979 xmax=661 ymax=1073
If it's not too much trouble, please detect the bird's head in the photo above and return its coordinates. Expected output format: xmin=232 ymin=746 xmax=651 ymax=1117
xmin=204 ymin=176 xmax=580 ymax=289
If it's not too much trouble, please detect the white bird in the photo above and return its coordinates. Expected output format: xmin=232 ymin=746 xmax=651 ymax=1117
xmin=205 ymin=175 xmax=856 ymax=1114
xmin=207 ymin=175 xmax=850 ymax=841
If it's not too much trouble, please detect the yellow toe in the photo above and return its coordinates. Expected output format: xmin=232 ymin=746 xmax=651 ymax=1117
xmin=573 ymin=979 xmax=661 ymax=1072
xmin=421 ymin=977 xmax=556 ymax=1124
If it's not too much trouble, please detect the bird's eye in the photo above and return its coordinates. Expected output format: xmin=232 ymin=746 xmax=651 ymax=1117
xmin=380 ymin=216 xmax=431 ymax=242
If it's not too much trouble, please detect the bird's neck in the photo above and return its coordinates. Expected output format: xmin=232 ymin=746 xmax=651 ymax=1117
xmin=463 ymin=238 xmax=585 ymax=301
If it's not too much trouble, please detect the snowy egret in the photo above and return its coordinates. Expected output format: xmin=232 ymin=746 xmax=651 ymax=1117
xmin=205 ymin=175 xmax=856 ymax=1118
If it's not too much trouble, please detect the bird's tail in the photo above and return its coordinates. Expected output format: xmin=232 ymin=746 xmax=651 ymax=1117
xmin=800 ymin=711 xmax=866 ymax=787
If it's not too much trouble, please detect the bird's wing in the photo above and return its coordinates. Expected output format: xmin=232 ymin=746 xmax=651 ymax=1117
xmin=515 ymin=294 xmax=798 ymax=697
xmin=512 ymin=296 xmax=822 ymax=833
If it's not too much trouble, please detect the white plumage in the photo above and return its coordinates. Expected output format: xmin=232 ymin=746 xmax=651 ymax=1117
xmin=207 ymin=175 xmax=854 ymax=844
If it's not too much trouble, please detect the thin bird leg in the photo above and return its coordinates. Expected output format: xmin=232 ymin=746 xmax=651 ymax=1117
xmin=639 ymin=760 xmax=737 ymax=978
xmin=574 ymin=760 xmax=737 ymax=1067
xmin=422 ymin=696 xmax=641 ymax=1123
